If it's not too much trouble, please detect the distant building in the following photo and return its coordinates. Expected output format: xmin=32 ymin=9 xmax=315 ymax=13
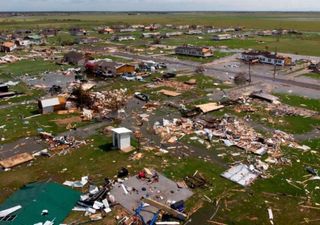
xmin=119 ymin=28 xmax=137 ymax=33
xmin=24 ymin=35 xmax=43 ymax=45
xmin=185 ymin=30 xmax=203 ymax=35
xmin=98 ymin=27 xmax=114 ymax=34
xmin=77 ymin=37 xmax=100 ymax=44
xmin=86 ymin=60 xmax=135 ymax=77
xmin=222 ymin=28 xmax=236 ymax=32
xmin=111 ymin=35 xmax=135 ymax=42
xmin=257 ymin=30 xmax=273 ymax=36
xmin=142 ymin=32 xmax=161 ymax=38
xmin=42 ymin=28 xmax=59 ymax=37
xmin=0 ymin=42 xmax=17 ymax=52
xmin=175 ymin=46 xmax=213 ymax=57
xmin=131 ymin=24 xmax=145 ymax=29
xmin=164 ymin=32 xmax=183 ymax=38
xmin=207 ymin=28 xmax=222 ymax=33
xmin=69 ymin=28 xmax=87 ymax=36
xmin=176 ymin=25 xmax=190 ymax=30
xmin=241 ymin=50 xmax=292 ymax=66
xmin=212 ymin=34 xmax=232 ymax=41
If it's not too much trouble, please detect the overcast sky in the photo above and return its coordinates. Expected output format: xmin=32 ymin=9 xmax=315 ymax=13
xmin=1 ymin=0 xmax=320 ymax=11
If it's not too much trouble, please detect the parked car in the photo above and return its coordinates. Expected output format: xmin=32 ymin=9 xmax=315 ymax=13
xmin=134 ymin=92 xmax=150 ymax=102
xmin=122 ymin=73 xmax=136 ymax=81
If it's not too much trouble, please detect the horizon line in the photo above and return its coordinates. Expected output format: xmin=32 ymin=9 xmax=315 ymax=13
xmin=1 ymin=10 xmax=320 ymax=13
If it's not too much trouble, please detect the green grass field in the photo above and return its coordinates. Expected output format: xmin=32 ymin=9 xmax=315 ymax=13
xmin=1 ymin=12 xmax=320 ymax=31
xmin=0 ymin=104 xmax=90 ymax=143
xmin=303 ymin=72 xmax=320 ymax=79
xmin=0 ymin=59 xmax=67 ymax=81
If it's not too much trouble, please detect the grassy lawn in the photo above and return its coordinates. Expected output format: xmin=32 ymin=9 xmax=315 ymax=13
xmin=275 ymin=93 xmax=320 ymax=112
xmin=303 ymin=72 xmax=320 ymax=80
xmin=2 ymin=12 xmax=320 ymax=31
xmin=0 ymin=104 xmax=90 ymax=143
xmin=272 ymin=115 xmax=320 ymax=134
xmin=0 ymin=59 xmax=67 ymax=81
xmin=0 ymin=132 xmax=319 ymax=224
xmin=0 ymin=83 xmax=44 ymax=105
xmin=170 ymin=51 xmax=232 ymax=64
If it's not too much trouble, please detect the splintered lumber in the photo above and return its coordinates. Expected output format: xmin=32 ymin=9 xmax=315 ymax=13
xmin=300 ymin=205 xmax=320 ymax=210
xmin=207 ymin=220 xmax=227 ymax=225
xmin=142 ymin=197 xmax=187 ymax=220
xmin=0 ymin=153 xmax=34 ymax=168
xmin=195 ymin=103 xmax=224 ymax=113
xmin=158 ymin=89 xmax=181 ymax=97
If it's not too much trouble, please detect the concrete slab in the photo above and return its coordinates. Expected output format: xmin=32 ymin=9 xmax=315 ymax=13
xmin=110 ymin=171 xmax=193 ymax=222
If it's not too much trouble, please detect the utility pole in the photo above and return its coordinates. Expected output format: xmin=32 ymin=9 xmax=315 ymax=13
xmin=248 ymin=61 xmax=252 ymax=84
xmin=273 ymin=47 xmax=278 ymax=81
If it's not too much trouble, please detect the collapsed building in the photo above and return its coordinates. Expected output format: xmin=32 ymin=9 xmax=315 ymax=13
xmin=241 ymin=50 xmax=292 ymax=66
xmin=175 ymin=45 xmax=213 ymax=57
xmin=85 ymin=60 xmax=136 ymax=77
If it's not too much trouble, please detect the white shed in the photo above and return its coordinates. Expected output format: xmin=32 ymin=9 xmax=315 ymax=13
xmin=112 ymin=127 xmax=132 ymax=152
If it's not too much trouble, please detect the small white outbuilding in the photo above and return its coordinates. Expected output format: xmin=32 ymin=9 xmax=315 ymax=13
xmin=111 ymin=127 xmax=132 ymax=152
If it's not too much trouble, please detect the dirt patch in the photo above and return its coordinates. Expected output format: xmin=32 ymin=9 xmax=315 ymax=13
xmin=53 ymin=116 xmax=82 ymax=125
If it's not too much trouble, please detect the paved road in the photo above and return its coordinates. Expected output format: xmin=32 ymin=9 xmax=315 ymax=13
xmin=112 ymin=51 xmax=320 ymax=91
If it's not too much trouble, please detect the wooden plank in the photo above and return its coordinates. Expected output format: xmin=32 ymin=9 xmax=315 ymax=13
xmin=142 ymin=198 xmax=187 ymax=220
xmin=0 ymin=153 xmax=34 ymax=168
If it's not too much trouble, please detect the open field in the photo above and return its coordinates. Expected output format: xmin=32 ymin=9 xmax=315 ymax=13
xmin=1 ymin=12 xmax=320 ymax=31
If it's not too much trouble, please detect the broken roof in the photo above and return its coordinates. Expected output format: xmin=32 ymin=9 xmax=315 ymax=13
xmin=1 ymin=42 xmax=15 ymax=48
xmin=0 ymin=182 xmax=80 ymax=225
xmin=221 ymin=164 xmax=259 ymax=186
xmin=250 ymin=92 xmax=280 ymax=104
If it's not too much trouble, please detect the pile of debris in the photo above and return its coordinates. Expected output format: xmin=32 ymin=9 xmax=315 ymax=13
xmin=199 ymin=116 xmax=302 ymax=156
xmin=153 ymin=118 xmax=194 ymax=143
xmin=0 ymin=55 xmax=20 ymax=64
xmin=265 ymin=103 xmax=318 ymax=117
xmin=150 ymin=79 xmax=194 ymax=91
xmin=89 ymin=89 xmax=128 ymax=118
xmin=64 ymin=176 xmax=113 ymax=221
xmin=39 ymin=132 xmax=86 ymax=155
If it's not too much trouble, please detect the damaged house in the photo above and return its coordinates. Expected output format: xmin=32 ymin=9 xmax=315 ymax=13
xmin=63 ymin=51 xmax=86 ymax=66
xmin=111 ymin=35 xmax=135 ymax=42
xmin=86 ymin=60 xmax=135 ymax=77
xmin=38 ymin=96 xmax=66 ymax=114
xmin=185 ymin=30 xmax=203 ymax=35
xmin=164 ymin=32 xmax=183 ymax=38
xmin=0 ymin=42 xmax=17 ymax=52
xmin=212 ymin=34 xmax=232 ymax=41
xmin=24 ymin=35 xmax=43 ymax=45
xmin=141 ymin=32 xmax=161 ymax=38
xmin=41 ymin=28 xmax=59 ymax=37
xmin=241 ymin=50 xmax=292 ymax=66
xmin=98 ymin=27 xmax=114 ymax=34
xmin=175 ymin=46 xmax=213 ymax=58
xmin=69 ymin=27 xmax=87 ymax=36
xmin=0 ymin=83 xmax=16 ymax=98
